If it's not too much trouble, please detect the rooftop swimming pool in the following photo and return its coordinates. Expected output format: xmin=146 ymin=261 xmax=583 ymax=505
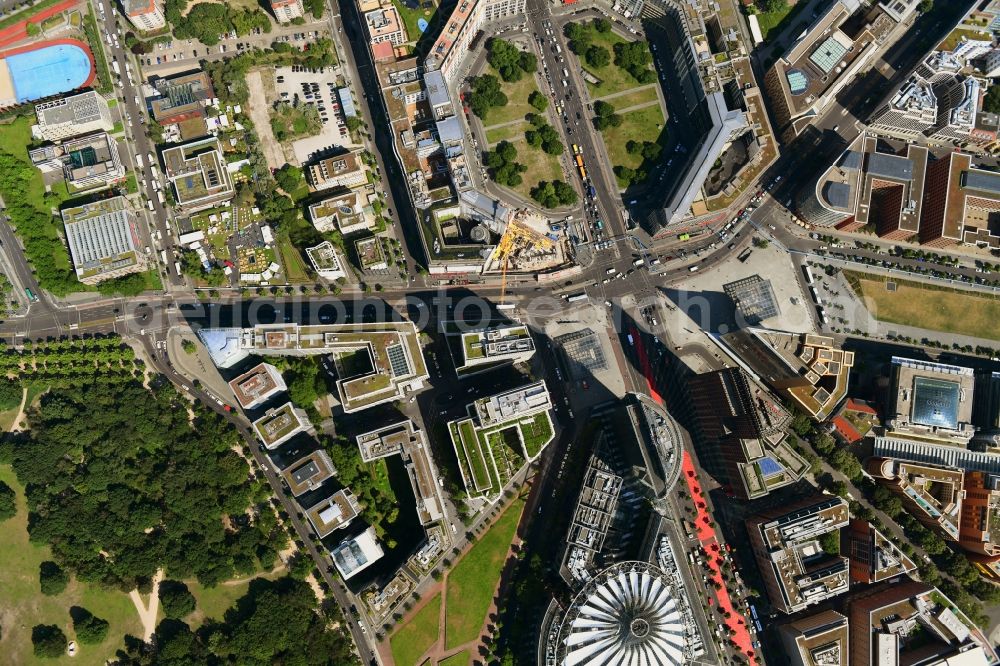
xmin=5 ymin=42 xmax=93 ymax=103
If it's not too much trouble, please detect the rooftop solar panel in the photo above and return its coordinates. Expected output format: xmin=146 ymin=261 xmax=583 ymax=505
xmin=387 ymin=343 xmax=410 ymax=377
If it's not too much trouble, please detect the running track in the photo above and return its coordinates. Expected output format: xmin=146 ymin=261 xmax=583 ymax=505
xmin=630 ymin=326 xmax=758 ymax=664
xmin=0 ymin=0 xmax=81 ymax=49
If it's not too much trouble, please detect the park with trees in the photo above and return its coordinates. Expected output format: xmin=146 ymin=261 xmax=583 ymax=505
xmin=0 ymin=377 xmax=287 ymax=590
xmin=486 ymin=39 xmax=537 ymax=83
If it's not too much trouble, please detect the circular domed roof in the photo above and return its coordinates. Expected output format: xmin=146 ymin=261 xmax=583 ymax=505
xmin=555 ymin=562 xmax=687 ymax=665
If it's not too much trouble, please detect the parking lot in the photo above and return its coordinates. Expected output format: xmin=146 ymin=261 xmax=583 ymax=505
xmin=140 ymin=25 xmax=329 ymax=72
xmin=273 ymin=65 xmax=361 ymax=164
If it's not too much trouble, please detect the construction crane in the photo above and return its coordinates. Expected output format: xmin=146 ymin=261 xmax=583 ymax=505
xmin=491 ymin=219 xmax=554 ymax=305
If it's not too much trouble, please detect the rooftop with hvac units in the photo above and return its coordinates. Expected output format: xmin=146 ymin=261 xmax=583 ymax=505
xmin=61 ymin=196 xmax=146 ymax=285
xmin=252 ymin=402 xmax=312 ymax=449
xmin=198 ymin=322 xmax=428 ymax=412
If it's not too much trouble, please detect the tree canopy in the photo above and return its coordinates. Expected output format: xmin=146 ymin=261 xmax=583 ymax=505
xmin=528 ymin=90 xmax=548 ymax=112
xmin=164 ymin=0 xmax=270 ymax=46
xmin=487 ymin=39 xmax=537 ymax=82
xmin=985 ymin=85 xmax=1000 ymax=115
xmin=0 ymin=479 xmax=14 ymax=522
xmin=525 ymin=120 xmax=564 ymax=155
xmin=31 ymin=624 xmax=66 ymax=659
xmin=160 ymin=580 xmax=197 ymax=619
xmin=117 ymin=577 xmax=359 ymax=665
xmin=485 ymin=141 xmax=527 ymax=188
xmin=2 ymin=380 xmax=286 ymax=589
xmin=585 ymin=45 xmax=611 ymax=69
xmin=468 ymin=74 xmax=508 ymax=119
xmin=613 ymin=41 xmax=655 ymax=84
xmin=71 ymin=607 xmax=110 ymax=645
xmin=39 ymin=561 xmax=68 ymax=596
xmin=530 ymin=180 xmax=578 ymax=208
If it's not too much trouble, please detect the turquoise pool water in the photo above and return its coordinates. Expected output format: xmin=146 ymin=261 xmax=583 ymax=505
xmin=7 ymin=43 xmax=92 ymax=103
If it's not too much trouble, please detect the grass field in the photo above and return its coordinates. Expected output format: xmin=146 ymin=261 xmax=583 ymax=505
xmin=0 ymin=465 xmax=142 ymax=665
xmin=595 ymin=84 xmax=658 ymax=108
xmin=503 ymin=137 xmax=564 ymax=200
xmin=483 ymin=66 xmax=539 ymax=127
xmin=438 ymin=650 xmax=470 ymax=666
xmin=0 ymin=116 xmax=78 ymax=285
xmin=276 ymin=234 xmax=310 ymax=283
xmin=600 ymin=103 xmax=666 ymax=172
xmin=583 ymin=27 xmax=652 ymax=98
xmin=444 ymin=496 xmax=525 ymax=649
xmin=390 ymin=592 xmax=441 ymax=666
xmin=852 ymin=275 xmax=1000 ymax=341
xmin=183 ymin=573 xmax=277 ymax=626
xmin=755 ymin=1 xmax=807 ymax=43
xmin=938 ymin=27 xmax=987 ymax=52
xmin=520 ymin=413 xmax=553 ymax=459
xmin=485 ymin=121 xmax=528 ymax=145
xmin=457 ymin=419 xmax=492 ymax=492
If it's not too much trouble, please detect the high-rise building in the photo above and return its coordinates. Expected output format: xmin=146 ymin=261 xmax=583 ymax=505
xmin=799 ymin=134 xmax=1000 ymax=248
xmin=959 ymin=471 xmax=1000 ymax=561
xmin=868 ymin=458 xmax=965 ymax=541
xmin=306 ymin=150 xmax=368 ymax=190
xmin=845 ymin=519 xmax=917 ymax=584
xmin=270 ymin=0 xmax=304 ymax=23
xmin=29 ymin=132 xmax=125 ymax=190
xmin=424 ymin=0 xmax=527 ymax=85
xmin=869 ymin=51 xmax=986 ymax=149
xmin=161 ymin=137 xmax=235 ymax=212
xmin=33 ymin=91 xmax=113 ymax=142
xmin=686 ymin=367 xmax=808 ymax=499
xmin=777 ymin=610 xmax=849 ymax=666
xmin=886 ymin=356 xmax=976 ymax=443
xmin=745 ymin=495 xmax=850 ymax=614
xmin=846 ymin=579 xmax=997 ymax=665
xmin=124 ymin=0 xmax=167 ymax=31
xmin=720 ymin=329 xmax=854 ymax=421
xmin=764 ymin=0 xmax=907 ymax=142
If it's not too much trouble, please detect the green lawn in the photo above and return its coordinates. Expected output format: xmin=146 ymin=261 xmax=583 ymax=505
xmin=0 ymin=116 xmax=81 ymax=292
xmin=520 ymin=413 xmax=553 ymax=459
xmin=582 ymin=26 xmax=652 ymax=98
xmin=485 ymin=121 xmax=528 ymax=145
xmin=438 ymin=650 xmax=470 ymax=666
xmin=444 ymin=497 xmax=525 ymax=649
xmin=596 ymin=85 xmax=658 ymax=108
xmin=755 ymin=1 xmax=805 ymax=42
xmin=276 ymin=234 xmax=310 ymax=283
xmin=0 ymin=465 xmax=143 ymax=665
xmin=390 ymin=592 xmax=441 ymax=666
xmin=183 ymin=573 xmax=277 ymax=626
xmin=457 ymin=419 xmax=492 ymax=492
xmin=938 ymin=27 xmax=987 ymax=52
xmin=503 ymin=137 xmax=565 ymax=201
xmin=392 ymin=0 xmax=435 ymax=45
xmin=482 ymin=67 xmax=540 ymax=127
xmin=852 ymin=274 xmax=1000 ymax=341
xmin=600 ymin=104 xmax=666 ymax=172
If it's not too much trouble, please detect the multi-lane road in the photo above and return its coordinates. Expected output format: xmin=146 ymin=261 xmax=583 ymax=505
xmin=91 ymin=0 xmax=182 ymax=286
